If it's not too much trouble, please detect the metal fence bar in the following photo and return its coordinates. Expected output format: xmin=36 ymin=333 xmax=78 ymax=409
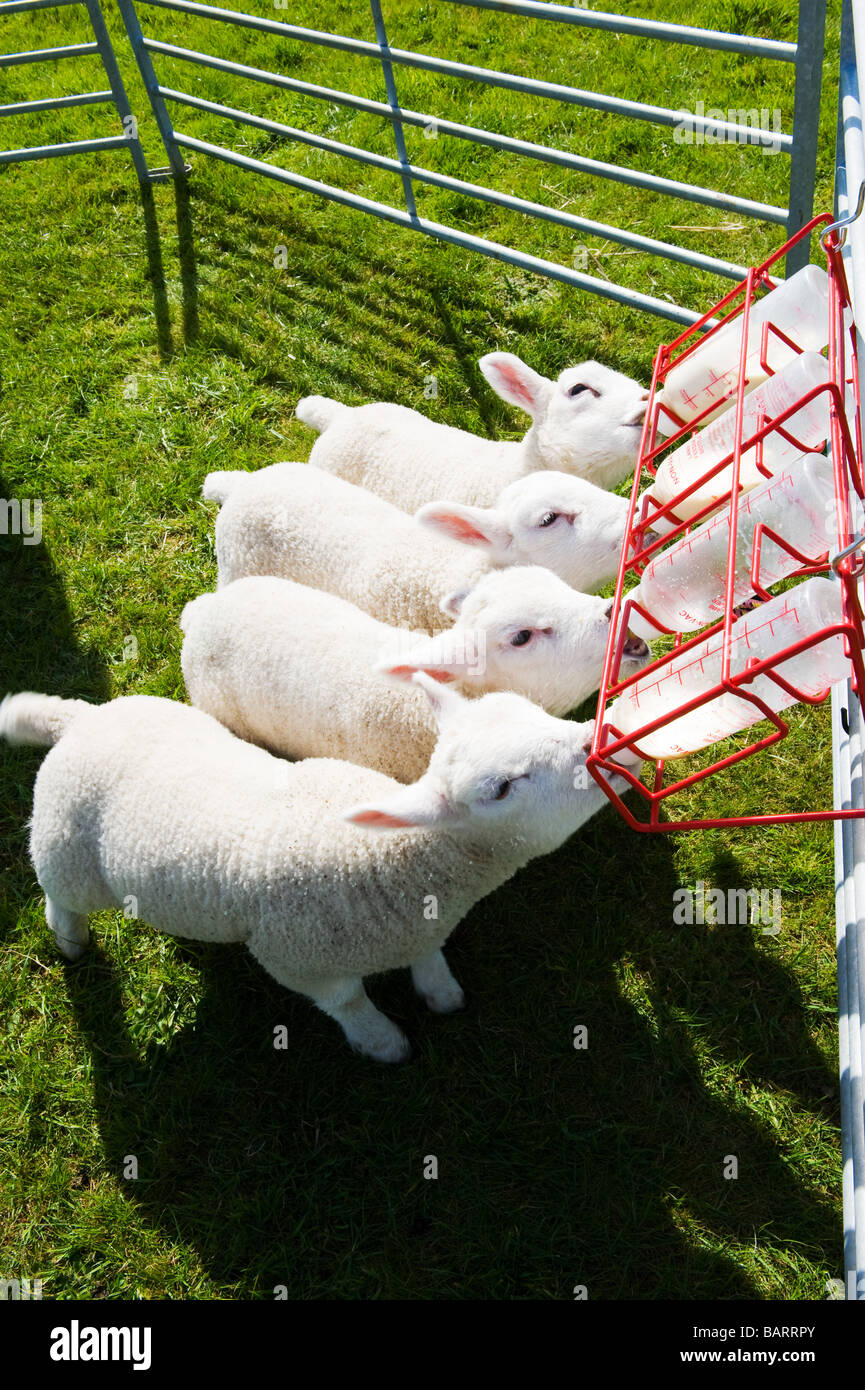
xmin=161 ymin=86 xmax=402 ymax=174
xmin=786 ymin=0 xmax=827 ymax=274
xmin=409 ymin=167 xmax=749 ymax=280
xmin=0 ymin=135 xmax=129 ymax=161
xmin=0 ymin=0 xmax=82 ymax=10
xmin=409 ymin=169 xmax=749 ymax=280
xmin=833 ymin=0 xmax=865 ymax=1301
xmin=833 ymin=689 xmax=865 ymax=1301
xmin=0 ymin=90 xmax=113 ymax=114
xmin=173 ymin=130 xmax=708 ymax=324
xmin=438 ymin=0 xmax=797 ymax=61
xmin=137 ymin=1 xmax=794 ymax=149
xmin=391 ymin=110 xmax=790 ymax=225
xmin=160 ymin=87 xmax=748 ymax=279
xmin=148 ymin=45 xmax=789 ymax=224
xmin=114 ymin=0 xmax=188 ymax=176
xmin=0 ymin=42 xmax=99 ymax=65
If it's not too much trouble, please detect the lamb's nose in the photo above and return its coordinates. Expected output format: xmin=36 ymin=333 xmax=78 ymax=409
xmin=623 ymin=634 xmax=650 ymax=661
xmin=625 ymin=394 xmax=649 ymax=426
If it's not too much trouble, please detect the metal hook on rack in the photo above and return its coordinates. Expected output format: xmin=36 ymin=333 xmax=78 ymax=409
xmin=830 ymin=532 xmax=865 ymax=575
xmin=821 ymin=181 xmax=865 ymax=251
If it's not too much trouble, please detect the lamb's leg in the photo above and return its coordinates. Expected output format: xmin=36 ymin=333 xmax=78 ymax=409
xmin=45 ymin=897 xmax=90 ymax=962
xmin=290 ymin=972 xmax=412 ymax=1063
xmin=411 ymin=949 xmax=466 ymax=1014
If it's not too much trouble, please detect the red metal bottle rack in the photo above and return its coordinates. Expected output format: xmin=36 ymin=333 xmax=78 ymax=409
xmin=588 ymin=212 xmax=865 ymax=832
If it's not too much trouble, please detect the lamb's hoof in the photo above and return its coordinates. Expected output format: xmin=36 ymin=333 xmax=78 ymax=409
xmin=55 ymin=936 xmax=88 ymax=963
xmin=424 ymin=985 xmax=467 ymax=1015
xmin=354 ymin=1028 xmax=414 ymax=1064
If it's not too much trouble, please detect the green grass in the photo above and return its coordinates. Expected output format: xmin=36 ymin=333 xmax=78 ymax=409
xmin=0 ymin=0 xmax=846 ymax=1299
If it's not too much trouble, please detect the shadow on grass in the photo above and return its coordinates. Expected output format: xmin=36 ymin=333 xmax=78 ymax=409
xmin=174 ymin=175 xmax=199 ymax=346
xmin=135 ymin=174 xmax=198 ymax=358
xmin=56 ymin=801 xmax=839 ymax=1301
xmin=0 ymin=478 xmax=109 ymax=704
xmin=139 ymin=182 xmax=173 ymax=363
xmin=169 ymin=176 xmax=532 ymax=428
xmin=0 ymin=469 xmax=110 ymax=934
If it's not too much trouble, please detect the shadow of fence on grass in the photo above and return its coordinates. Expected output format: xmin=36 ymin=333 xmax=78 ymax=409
xmin=164 ymin=179 xmax=555 ymax=434
xmin=135 ymin=175 xmax=198 ymax=358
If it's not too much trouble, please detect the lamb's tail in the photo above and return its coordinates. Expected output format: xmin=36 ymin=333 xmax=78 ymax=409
xmin=178 ymin=593 xmax=213 ymax=636
xmin=202 ymin=470 xmax=251 ymax=505
xmin=295 ymin=395 xmax=349 ymax=434
xmin=0 ymin=692 xmax=93 ymax=748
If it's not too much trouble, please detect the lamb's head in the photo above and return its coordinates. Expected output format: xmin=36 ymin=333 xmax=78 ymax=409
xmin=377 ymin=566 xmax=650 ymax=716
xmin=416 ymin=471 xmax=631 ymax=593
xmin=479 ymin=352 xmax=649 ymax=490
xmin=343 ymin=673 xmax=622 ymax=855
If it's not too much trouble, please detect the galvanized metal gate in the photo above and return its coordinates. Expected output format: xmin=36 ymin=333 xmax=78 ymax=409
xmin=0 ymin=0 xmax=150 ymax=179
xmin=2 ymin=0 xmax=827 ymax=324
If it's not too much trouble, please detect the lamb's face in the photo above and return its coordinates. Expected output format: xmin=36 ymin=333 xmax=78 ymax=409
xmin=497 ymin=471 xmax=630 ymax=591
xmin=343 ymin=676 xmax=642 ymax=847
xmin=535 ymin=361 xmax=648 ymax=486
xmin=378 ymin=567 xmax=650 ymax=715
xmin=427 ymin=695 xmax=599 ymax=852
xmin=452 ymin=570 xmax=614 ymax=712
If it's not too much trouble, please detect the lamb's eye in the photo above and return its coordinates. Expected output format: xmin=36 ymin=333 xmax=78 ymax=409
xmin=538 ymin=511 xmax=559 ymax=528
xmin=492 ymin=779 xmax=512 ymax=801
xmin=510 ymin=629 xmax=533 ymax=647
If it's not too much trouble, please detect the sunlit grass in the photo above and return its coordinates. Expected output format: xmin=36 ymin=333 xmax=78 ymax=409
xmin=0 ymin=0 xmax=844 ymax=1300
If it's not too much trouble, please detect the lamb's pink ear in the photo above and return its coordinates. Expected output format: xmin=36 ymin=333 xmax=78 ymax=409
xmin=416 ymin=502 xmax=512 ymax=553
xmin=377 ymin=661 xmax=457 ymax=685
xmin=342 ymin=777 xmax=454 ymax=830
xmin=479 ymin=352 xmax=551 ymax=417
xmin=411 ymin=669 xmax=466 ymax=727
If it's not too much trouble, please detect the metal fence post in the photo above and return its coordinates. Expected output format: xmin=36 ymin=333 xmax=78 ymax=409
xmin=84 ymin=0 xmax=150 ymax=181
xmin=368 ymin=0 xmax=418 ymax=221
xmin=114 ymin=0 xmax=188 ymax=177
xmin=832 ymin=0 xmax=865 ymax=1300
xmin=786 ymin=0 xmax=827 ymax=274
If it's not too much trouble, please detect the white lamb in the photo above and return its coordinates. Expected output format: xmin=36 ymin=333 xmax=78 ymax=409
xmin=0 ymin=682 xmax=639 ymax=1061
xmin=206 ymin=461 xmax=485 ymax=630
xmin=296 ymin=352 xmax=649 ymax=511
xmin=204 ymin=462 xmax=628 ymax=630
xmin=179 ymin=574 xmax=650 ymax=783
